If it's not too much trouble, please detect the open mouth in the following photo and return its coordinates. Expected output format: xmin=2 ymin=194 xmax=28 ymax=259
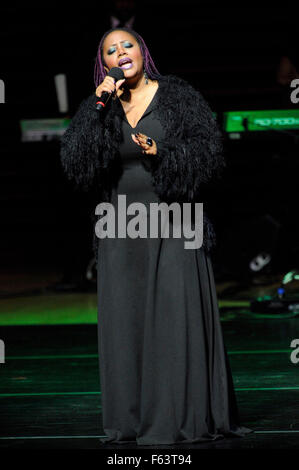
xmin=118 ymin=57 xmax=133 ymax=68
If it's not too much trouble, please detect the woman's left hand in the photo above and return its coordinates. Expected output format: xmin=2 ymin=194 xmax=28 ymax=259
xmin=131 ymin=133 xmax=157 ymax=156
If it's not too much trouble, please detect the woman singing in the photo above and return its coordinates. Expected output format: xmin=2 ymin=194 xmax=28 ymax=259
xmin=60 ymin=27 xmax=253 ymax=445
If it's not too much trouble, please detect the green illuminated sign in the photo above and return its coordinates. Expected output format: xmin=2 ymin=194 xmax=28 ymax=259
xmin=223 ymin=109 xmax=299 ymax=133
xmin=20 ymin=118 xmax=71 ymax=142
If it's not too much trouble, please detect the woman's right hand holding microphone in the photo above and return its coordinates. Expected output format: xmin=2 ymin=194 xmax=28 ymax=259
xmin=95 ymin=76 xmax=125 ymax=98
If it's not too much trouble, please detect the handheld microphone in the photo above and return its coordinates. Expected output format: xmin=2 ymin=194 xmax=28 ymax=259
xmin=96 ymin=67 xmax=125 ymax=111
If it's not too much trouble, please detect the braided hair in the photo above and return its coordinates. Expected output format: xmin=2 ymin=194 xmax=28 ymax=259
xmin=94 ymin=27 xmax=162 ymax=87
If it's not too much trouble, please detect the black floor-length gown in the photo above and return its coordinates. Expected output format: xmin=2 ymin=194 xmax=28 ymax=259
xmin=97 ymin=86 xmax=252 ymax=445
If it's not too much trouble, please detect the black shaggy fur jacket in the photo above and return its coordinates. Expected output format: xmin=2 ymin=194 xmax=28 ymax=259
xmin=60 ymin=74 xmax=226 ymax=264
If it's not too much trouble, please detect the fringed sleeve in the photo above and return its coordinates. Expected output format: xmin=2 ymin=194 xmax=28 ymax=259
xmin=151 ymin=81 xmax=226 ymax=203
xmin=150 ymin=78 xmax=226 ymax=252
xmin=60 ymin=94 xmax=104 ymax=193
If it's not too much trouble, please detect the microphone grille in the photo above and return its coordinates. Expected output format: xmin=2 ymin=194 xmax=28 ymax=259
xmin=108 ymin=67 xmax=125 ymax=82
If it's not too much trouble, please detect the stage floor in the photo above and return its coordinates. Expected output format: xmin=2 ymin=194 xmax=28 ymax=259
xmin=0 ymin=266 xmax=298 ymax=449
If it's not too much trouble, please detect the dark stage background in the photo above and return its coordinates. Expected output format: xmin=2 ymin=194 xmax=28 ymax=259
xmin=1 ymin=1 xmax=298 ymax=284
xmin=1 ymin=1 xmax=299 ymax=453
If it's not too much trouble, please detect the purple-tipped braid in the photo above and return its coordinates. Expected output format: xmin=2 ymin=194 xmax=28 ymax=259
xmin=94 ymin=27 xmax=162 ymax=88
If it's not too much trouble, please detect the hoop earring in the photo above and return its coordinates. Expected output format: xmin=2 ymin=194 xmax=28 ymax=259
xmin=144 ymin=69 xmax=149 ymax=85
